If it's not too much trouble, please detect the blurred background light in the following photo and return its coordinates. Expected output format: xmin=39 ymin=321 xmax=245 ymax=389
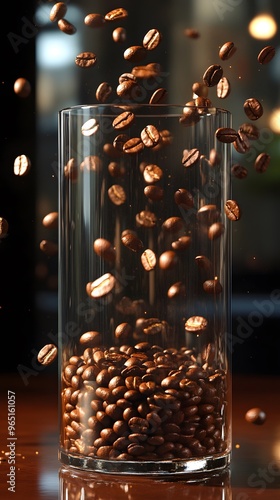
xmin=248 ymin=13 xmax=277 ymax=39
xmin=269 ymin=107 xmax=280 ymax=134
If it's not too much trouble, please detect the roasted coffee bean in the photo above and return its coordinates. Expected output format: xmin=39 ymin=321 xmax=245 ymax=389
xmin=159 ymin=250 xmax=178 ymax=270
xmin=143 ymin=164 xmax=163 ymax=183
xmin=42 ymin=211 xmax=58 ymax=229
xmin=116 ymin=80 xmax=137 ymax=99
xmin=86 ymin=273 xmax=116 ymax=298
xmin=93 ymin=238 xmax=116 ymax=262
xmin=182 ymin=148 xmax=200 ymax=167
xmin=58 ymin=18 xmax=76 ymax=35
xmin=243 ymin=98 xmax=263 ymax=120
xmin=195 ymin=255 xmax=212 ymax=271
xmin=184 ymin=28 xmax=200 ymax=39
xmin=118 ymin=72 xmax=137 ymax=84
xmin=141 ymin=125 xmax=160 ymax=148
xmin=123 ymin=137 xmax=144 ymax=154
xmin=84 ymin=13 xmax=105 ymax=28
xmin=197 ymin=204 xmax=220 ymax=224
xmin=143 ymin=28 xmax=162 ymax=50
xmin=180 ymin=104 xmax=200 ymax=127
xmin=80 ymin=155 xmax=102 ymax=172
xmin=49 ymin=2 xmax=67 ymax=22
xmin=144 ymin=185 xmax=164 ymax=201
xmin=105 ymin=8 xmax=128 ymax=21
xmin=108 ymin=161 xmax=125 ymax=177
xmin=37 ymin=344 xmax=58 ymax=365
xmin=108 ymin=184 xmax=126 ymax=205
xmin=257 ymin=45 xmax=275 ymax=65
xmin=96 ymin=82 xmax=113 ymax=103
xmin=162 ymin=216 xmax=184 ymax=233
xmin=209 ymin=148 xmax=221 ymax=167
xmin=141 ymin=249 xmax=156 ymax=271
xmin=121 ymin=231 xmax=143 ymax=252
xmin=79 ymin=331 xmax=101 ymax=347
xmin=194 ymin=96 xmax=212 ymax=112
xmin=123 ymin=46 xmax=147 ymax=62
xmin=136 ymin=210 xmax=157 ymax=227
xmin=113 ymin=134 xmax=129 ymax=152
xmin=215 ymin=127 xmax=238 ymax=143
xmin=39 ymin=239 xmax=58 ymax=256
xmin=171 ymin=236 xmax=191 ymax=251
xmin=174 ymin=188 xmax=194 ymax=209
xmin=113 ymin=111 xmax=135 ymax=130
xmin=75 ymin=52 xmax=97 ymax=68
xmin=115 ymin=323 xmax=132 ymax=340
xmin=14 ymin=154 xmax=31 ymax=176
xmin=203 ymin=278 xmax=223 ymax=294
xmin=149 ymin=88 xmax=168 ymax=104
xmin=132 ymin=62 xmax=161 ymax=79
xmin=208 ymin=222 xmax=224 ymax=240
xmin=217 ymin=76 xmax=231 ymax=99
xmin=239 ymin=122 xmax=259 ymax=140
xmin=225 ymin=199 xmax=241 ymax=221
xmin=112 ymin=27 xmax=127 ymax=43
xmin=13 ymin=77 xmax=31 ymax=98
xmin=254 ymin=152 xmax=270 ymax=173
xmin=0 ymin=217 xmax=9 ymax=238
xmin=185 ymin=316 xmax=208 ymax=333
xmin=202 ymin=64 xmax=223 ymax=87
xmin=192 ymin=82 xmax=208 ymax=97
xmin=245 ymin=407 xmax=266 ymax=425
xmin=231 ymin=163 xmax=248 ymax=179
xmin=81 ymin=118 xmax=99 ymax=135
xmin=167 ymin=282 xmax=186 ymax=298
xmin=218 ymin=41 xmax=236 ymax=61
xmin=233 ymin=129 xmax=251 ymax=153
xmin=201 ymin=343 xmax=216 ymax=364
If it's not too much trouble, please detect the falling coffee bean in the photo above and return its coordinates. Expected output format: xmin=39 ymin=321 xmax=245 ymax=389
xmin=217 ymin=77 xmax=231 ymax=99
xmin=257 ymin=45 xmax=275 ymax=65
xmin=185 ymin=316 xmax=208 ymax=333
xmin=225 ymin=200 xmax=241 ymax=221
xmin=215 ymin=127 xmax=238 ymax=143
xmin=203 ymin=278 xmax=223 ymax=294
xmin=141 ymin=249 xmax=157 ymax=271
xmin=231 ymin=163 xmax=248 ymax=179
xmin=254 ymin=152 xmax=270 ymax=173
xmin=37 ymin=344 xmax=58 ymax=366
xmin=75 ymin=52 xmax=97 ymax=68
xmin=93 ymin=238 xmax=116 ymax=263
xmin=245 ymin=407 xmax=266 ymax=425
xmin=0 ymin=217 xmax=9 ymax=238
xmin=202 ymin=64 xmax=223 ymax=87
xmin=218 ymin=41 xmax=236 ymax=61
xmin=86 ymin=273 xmax=116 ymax=298
xmin=182 ymin=148 xmax=200 ymax=167
xmin=243 ymin=98 xmax=263 ymax=120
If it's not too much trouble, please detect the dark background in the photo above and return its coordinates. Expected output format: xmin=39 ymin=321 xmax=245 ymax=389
xmin=1 ymin=0 xmax=280 ymax=378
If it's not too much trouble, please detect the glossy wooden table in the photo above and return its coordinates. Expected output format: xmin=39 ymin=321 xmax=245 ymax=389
xmin=0 ymin=372 xmax=279 ymax=499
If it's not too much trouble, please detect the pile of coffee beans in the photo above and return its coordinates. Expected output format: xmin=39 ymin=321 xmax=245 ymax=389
xmin=62 ymin=341 xmax=228 ymax=460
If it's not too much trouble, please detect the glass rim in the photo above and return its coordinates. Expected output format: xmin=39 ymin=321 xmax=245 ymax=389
xmin=59 ymin=103 xmax=231 ymax=116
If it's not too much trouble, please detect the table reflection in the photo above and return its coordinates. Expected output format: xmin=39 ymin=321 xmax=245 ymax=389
xmin=59 ymin=466 xmax=231 ymax=499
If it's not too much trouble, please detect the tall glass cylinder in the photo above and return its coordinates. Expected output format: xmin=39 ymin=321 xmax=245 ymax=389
xmin=58 ymin=104 xmax=232 ymax=476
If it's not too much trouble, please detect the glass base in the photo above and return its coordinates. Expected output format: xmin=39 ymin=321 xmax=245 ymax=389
xmin=59 ymin=450 xmax=230 ymax=476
